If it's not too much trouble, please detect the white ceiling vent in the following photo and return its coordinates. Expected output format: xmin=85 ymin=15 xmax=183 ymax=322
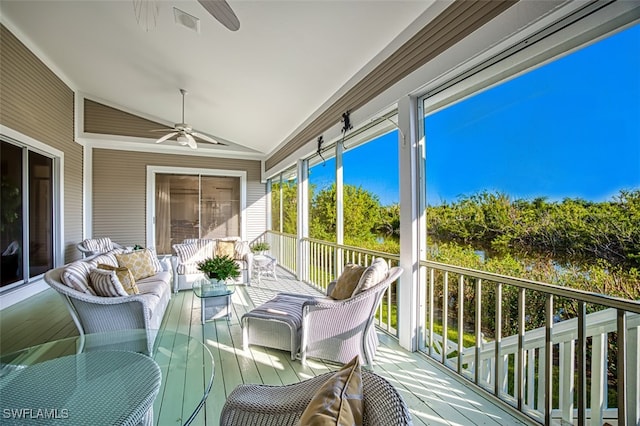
xmin=173 ymin=8 xmax=200 ymax=33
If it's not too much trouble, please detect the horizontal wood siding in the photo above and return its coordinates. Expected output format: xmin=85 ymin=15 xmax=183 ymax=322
xmin=265 ymin=0 xmax=517 ymax=170
xmin=84 ymin=99 xmax=167 ymax=138
xmin=92 ymin=149 xmax=265 ymax=246
xmin=0 ymin=24 xmax=82 ymax=263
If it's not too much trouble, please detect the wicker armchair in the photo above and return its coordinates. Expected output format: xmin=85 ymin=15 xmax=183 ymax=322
xmin=220 ymin=370 xmax=412 ymax=425
xmin=77 ymin=237 xmax=123 ymax=258
xmin=299 ymin=266 xmax=403 ymax=365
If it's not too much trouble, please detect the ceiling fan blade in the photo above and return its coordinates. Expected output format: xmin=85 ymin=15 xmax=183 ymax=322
xmin=185 ymin=133 xmax=198 ymax=149
xmin=197 ymin=0 xmax=240 ymax=31
xmin=150 ymin=128 xmax=177 ymax=132
xmin=156 ymin=132 xmax=178 ymax=143
xmin=191 ymin=131 xmax=220 ymax=145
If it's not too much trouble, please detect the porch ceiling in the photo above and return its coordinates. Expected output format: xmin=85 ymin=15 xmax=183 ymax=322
xmin=0 ymin=0 xmax=432 ymax=155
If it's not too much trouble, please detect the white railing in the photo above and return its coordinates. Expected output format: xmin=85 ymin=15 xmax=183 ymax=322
xmin=255 ymin=231 xmax=297 ymax=274
xmin=263 ymin=231 xmax=399 ymax=336
xmin=421 ymin=261 xmax=640 ymax=426
xmin=261 ymin=231 xmax=640 ymax=425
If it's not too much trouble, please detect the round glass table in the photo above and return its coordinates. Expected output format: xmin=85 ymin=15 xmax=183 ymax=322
xmin=0 ymin=330 xmax=214 ymax=426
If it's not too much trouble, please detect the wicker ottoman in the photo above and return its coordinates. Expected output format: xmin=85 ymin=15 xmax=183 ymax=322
xmin=241 ymin=294 xmax=307 ymax=360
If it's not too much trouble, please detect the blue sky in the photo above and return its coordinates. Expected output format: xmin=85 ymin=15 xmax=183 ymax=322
xmin=310 ymin=23 xmax=639 ymax=207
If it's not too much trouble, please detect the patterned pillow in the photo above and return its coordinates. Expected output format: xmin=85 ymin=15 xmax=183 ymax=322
xmin=61 ymin=261 xmax=96 ymax=295
xmin=297 ymin=356 xmax=363 ymax=425
xmin=97 ymin=264 xmax=139 ymax=295
xmin=330 ymin=264 xmax=366 ymax=300
xmin=89 ymin=268 xmax=128 ymax=297
xmin=82 ymin=237 xmax=113 ymax=253
xmin=353 ymin=257 xmax=389 ymax=295
xmin=115 ymin=249 xmax=157 ymax=281
xmin=216 ymin=241 xmax=236 ymax=258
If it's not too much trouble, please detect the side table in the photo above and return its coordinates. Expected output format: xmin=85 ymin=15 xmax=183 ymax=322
xmin=252 ymin=254 xmax=277 ymax=284
xmin=193 ymin=278 xmax=235 ymax=323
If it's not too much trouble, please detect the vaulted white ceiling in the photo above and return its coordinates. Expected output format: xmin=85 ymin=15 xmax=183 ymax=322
xmin=1 ymin=0 xmax=432 ymax=155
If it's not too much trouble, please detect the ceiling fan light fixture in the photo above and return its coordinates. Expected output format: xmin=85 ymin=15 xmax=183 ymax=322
xmin=174 ymin=8 xmax=200 ymax=33
xmin=177 ymin=135 xmax=189 ymax=145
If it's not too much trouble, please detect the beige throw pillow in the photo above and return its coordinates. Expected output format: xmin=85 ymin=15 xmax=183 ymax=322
xmin=115 ymin=249 xmax=157 ymax=281
xmin=330 ymin=264 xmax=366 ymax=300
xmin=353 ymin=257 xmax=388 ymax=295
xmin=216 ymin=241 xmax=236 ymax=258
xmin=97 ymin=263 xmax=139 ymax=295
xmin=297 ymin=356 xmax=363 ymax=426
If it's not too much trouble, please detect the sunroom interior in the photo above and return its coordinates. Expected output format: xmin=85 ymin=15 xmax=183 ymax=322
xmin=1 ymin=1 xmax=639 ymax=425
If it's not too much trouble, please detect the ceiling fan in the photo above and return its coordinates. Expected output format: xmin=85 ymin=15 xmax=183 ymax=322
xmin=198 ymin=0 xmax=240 ymax=31
xmin=153 ymin=89 xmax=222 ymax=150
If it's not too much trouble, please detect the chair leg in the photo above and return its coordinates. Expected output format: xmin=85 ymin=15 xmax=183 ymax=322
xmin=242 ymin=320 xmax=249 ymax=351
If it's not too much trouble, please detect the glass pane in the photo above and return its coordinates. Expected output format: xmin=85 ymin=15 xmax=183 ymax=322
xmin=271 ymin=179 xmax=281 ymax=232
xmin=281 ymin=174 xmax=297 ymax=235
xmin=200 ymin=176 xmax=240 ymax=239
xmin=423 ymin=24 xmax=640 ymax=299
xmin=308 ymin=156 xmax=336 ymax=241
xmin=1 ymin=141 xmax=24 ymax=286
xmin=28 ymin=151 xmax=53 ymax=278
xmin=155 ymin=174 xmax=199 ymax=253
xmin=343 ymin=129 xmax=399 ymax=253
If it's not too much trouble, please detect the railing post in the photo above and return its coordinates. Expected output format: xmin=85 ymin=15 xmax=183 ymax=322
xmin=577 ymin=301 xmax=586 ymax=426
xmin=591 ymin=332 xmax=606 ymax=425
xmin=544 ymin=293 xmax=553 ymax=425
xmin=475 ymin=278 xmax=482 ymax=385
xmin=517 ymin=287 xmax=525 ymax=411
xmin=495 ymin=282 xmax=502 ymax=397
xmin=617 ymin=310 xmax=627 ymax=425
xmin=457 ymin=274 xmax=464 ymax=374
xmin=442 ymin=271 xmax=449 ymax=365
xmin=428 ymin=268 xmax=435 ymax=358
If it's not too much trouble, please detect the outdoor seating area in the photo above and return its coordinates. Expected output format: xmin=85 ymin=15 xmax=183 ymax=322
xmin=0 ymin=265 xmax=532 ymax=426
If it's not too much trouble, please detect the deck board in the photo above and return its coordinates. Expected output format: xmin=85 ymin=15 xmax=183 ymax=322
xmin=0 ymin=270 xmax=534 ymax=425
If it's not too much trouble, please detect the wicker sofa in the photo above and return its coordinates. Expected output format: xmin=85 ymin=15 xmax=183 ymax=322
xmin=44 ymin=248 xmax=172 ymax=354
xmin=171 ymin=237 xmax=253 ymax=292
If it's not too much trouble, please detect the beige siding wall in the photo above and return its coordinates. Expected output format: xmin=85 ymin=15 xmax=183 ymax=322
xmin=92 ymin=149 xmax=265 ymax=247
xmin=0 ymin=25 xmax=82 ymax=263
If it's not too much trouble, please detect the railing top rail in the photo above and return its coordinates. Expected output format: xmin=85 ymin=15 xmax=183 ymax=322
xmin=421 ymin=259 xmax=640 ymax=314
xmin=301 ymin=237 xmax=401 ymax=261
xmin=265 ymin=230 xmax=297 ymax=239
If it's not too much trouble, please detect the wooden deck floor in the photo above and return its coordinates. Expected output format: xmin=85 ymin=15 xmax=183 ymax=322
xmin=0 ymin=269 xmax=534 ymax=425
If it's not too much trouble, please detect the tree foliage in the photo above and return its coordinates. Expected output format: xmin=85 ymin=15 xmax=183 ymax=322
xmin=427 ymin=190 xmax=640 ymax=270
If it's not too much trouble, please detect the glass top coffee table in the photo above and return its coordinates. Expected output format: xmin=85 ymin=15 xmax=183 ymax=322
xmin=0 ymin=329 xmax=214 ymax=426
xmin=193 ymin=278 xmax=236 ymax=323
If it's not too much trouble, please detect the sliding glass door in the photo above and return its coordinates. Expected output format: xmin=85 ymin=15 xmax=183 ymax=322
xmin=154 ymin=173 xmax=241 ymax=254
xmin=1 ymin=140 xmax=55 ymax=289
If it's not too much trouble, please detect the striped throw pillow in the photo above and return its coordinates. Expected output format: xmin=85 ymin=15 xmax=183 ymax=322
xmin=89 ymin=268 xmax=128 ymax=297
xmin=61 ymin=261 xmax=96 ymax=295
xmin=115 ymin=249 xmax=157 ymax=281
xmin=97 ymin=264 xmax=139 ymax=295
xmin=83 ymin=237 xmax=114 ymax=253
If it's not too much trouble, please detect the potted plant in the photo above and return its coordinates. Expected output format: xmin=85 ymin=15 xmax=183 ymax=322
xmin=197 ymin=255 xmax=241 ymax=283
xmin=250 ymin=241 xmax=270 ymax=255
